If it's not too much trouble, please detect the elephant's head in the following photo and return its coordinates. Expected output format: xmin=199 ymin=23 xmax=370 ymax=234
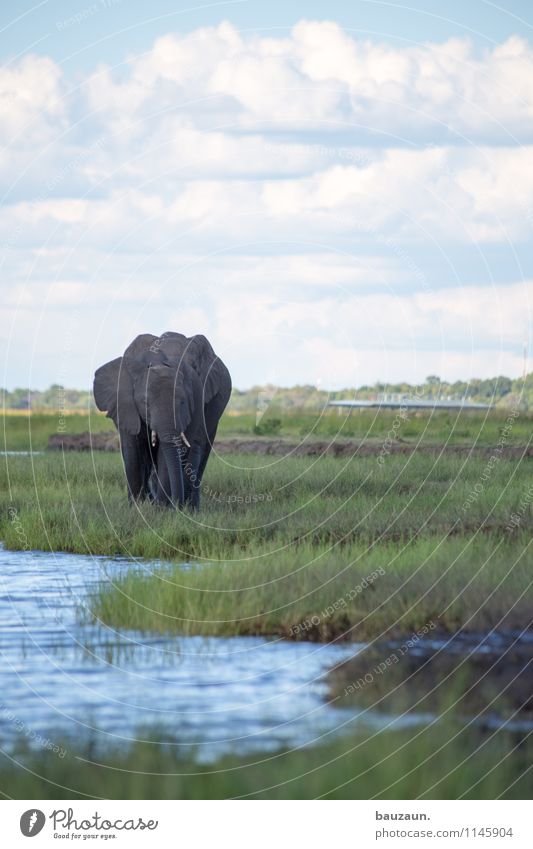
xmin=128 ymin=356 xmax=196 ymax=444
xmin=158 ymin=332 xmax=227 ymax=405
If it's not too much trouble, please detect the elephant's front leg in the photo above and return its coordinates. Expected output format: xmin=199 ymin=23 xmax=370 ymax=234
xmin=158 ymin=440 xmax=186 ymax=509
xmin=150 ymin=442 xmax=173 ymax=507
xmin=120 ymin=431 xmax=150 ymax=503
xmin=197 ymin=392 xmax=226 ymax=483
xmin=183 ymin=443 xmax=204 ymax=510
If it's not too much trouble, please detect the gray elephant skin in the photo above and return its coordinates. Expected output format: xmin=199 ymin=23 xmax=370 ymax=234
xmin=93 ymin=332 xmax=232 ymax=510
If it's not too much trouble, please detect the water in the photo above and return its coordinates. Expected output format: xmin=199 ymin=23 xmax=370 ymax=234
xmin=0 ymin=451 xmax=44 ymax=456
xmin=0 ymin=545 xmax=366 ymax=761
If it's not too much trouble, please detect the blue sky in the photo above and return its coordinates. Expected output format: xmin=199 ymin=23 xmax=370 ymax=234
xmin=1 ymin=1 xmax=532 ymax=389
xmin=4 ymin=1 xmax=533 ymax=70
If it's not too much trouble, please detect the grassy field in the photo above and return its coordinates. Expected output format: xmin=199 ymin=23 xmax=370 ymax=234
xmin=2 ymin=432 xmax=532 ymax=640
xmin=88 ymin=534 xmax=533 ymax=640
xmin=2 ymin=410 xmax=532 ymax=799
xmin=3 ymin=405 xmax=533 ymax=450
xmin=2 ymin=411 xmax=113 ymax=451
xmin=1 ymin=722 xmax=531 ymax=799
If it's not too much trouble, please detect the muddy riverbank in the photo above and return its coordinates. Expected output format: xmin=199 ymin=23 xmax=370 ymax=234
xmin=328 ymin=630 xmax=533 ymax=728
xmin=48 ymin=431 xmax=533 ymax=459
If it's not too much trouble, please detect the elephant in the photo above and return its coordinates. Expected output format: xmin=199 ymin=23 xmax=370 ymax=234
xmin=93 ymin=332 xmax=232 ymax=510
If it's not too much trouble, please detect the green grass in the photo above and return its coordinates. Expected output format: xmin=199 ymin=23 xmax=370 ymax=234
xmin=2 ymin=448 xmax=532 ymax=640
xmin=1 ymin=411 xmax=112 ymax=451
xmin=2 ymin=413 xmax=533 ymax=799
xmin=89 ymin=534 xmax=533 ymax=640
xmin=1 ymin=722 xmax=531 ymax=799
xmin=2 ymin=448 xmax=532 ymax=554
xmin=221 ymin=406 xmax=533 ymax=445
xmin=2 ymin=406 xmax=533 ymax=451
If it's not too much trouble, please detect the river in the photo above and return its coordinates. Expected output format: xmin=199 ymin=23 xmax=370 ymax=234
xmin=0 ymin=544 xmax=372 ymax=762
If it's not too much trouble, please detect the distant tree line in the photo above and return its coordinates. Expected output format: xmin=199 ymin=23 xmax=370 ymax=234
xmin=1 ymin=384 xmax=93 ymax=411
xmin=2 ymin=374 xmax=532 ymax=413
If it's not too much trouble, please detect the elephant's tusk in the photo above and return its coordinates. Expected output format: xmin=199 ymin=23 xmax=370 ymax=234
xmin=151 ymin=430 xmax=157 ymax=447
xmin=180 ymin=431 xmax=191 ymax=448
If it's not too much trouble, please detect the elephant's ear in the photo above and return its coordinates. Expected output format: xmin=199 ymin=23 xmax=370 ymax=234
xmin=185 ymin=334 xmax=223 ymax=405
xmin=93 ymin=357 xmax=141 ymax=434
xmin=176 ymin=362 xmax=202 ymax=433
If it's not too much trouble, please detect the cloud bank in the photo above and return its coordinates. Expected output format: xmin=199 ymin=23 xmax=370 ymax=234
xmin=1 ymin=21 xmax=532 ymax=389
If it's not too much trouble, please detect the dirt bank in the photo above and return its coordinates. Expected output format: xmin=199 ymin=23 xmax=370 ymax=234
xmin=48 ymin=431 xmax=533 ymax=459
xmin=328 ymin=631 xmax=533 ymax=725
xmin=48 ymin=432 xmax=120 ymax=451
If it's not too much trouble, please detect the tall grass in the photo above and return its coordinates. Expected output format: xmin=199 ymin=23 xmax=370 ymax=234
xmin=1 ymin=722 xmax=530 ymax=799
xmin=2 ymin=449 xmax=532 ymax=640
xmin=2 ymin=450 xmax=532 ymax=556
xmin=90 ymin=534 xmax=533 ymax=639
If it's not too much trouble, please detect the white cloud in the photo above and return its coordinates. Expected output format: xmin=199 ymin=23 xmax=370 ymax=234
xmin=1 ymin=22 xmax=532 ymax=389
xmin=3 ymin=269 xmax=530 ymax=389
xmin=4 ymin=144 xmax=532 ymax=252
xmin=0 ymin=54 xmax=66 ymax=145
xmin=79 ymin=22 xmax=533 ymax=140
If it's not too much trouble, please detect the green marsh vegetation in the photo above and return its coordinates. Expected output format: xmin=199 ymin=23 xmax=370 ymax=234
xmin=1 ymin=722 xmax=531 ymax=799
xmin=220 ymin=405 xmax=533 ymax=446
xmin=2 ymin=411 xmax=112 ymax=451
xmin=2 ymin=409 xmax=533 ymax=799
xmin=2 ymin=420 xmax=532 ymax=641
xmin=3 ymin=405 xmax=533 ymax=450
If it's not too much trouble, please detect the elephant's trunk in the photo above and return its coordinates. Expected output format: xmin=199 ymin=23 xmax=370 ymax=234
xmin=159 ymin=439 xmax=185 ymax=509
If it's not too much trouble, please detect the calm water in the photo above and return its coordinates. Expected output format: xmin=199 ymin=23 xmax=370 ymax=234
xmin=0 ymin=544 xmax=370 ymax=761
xmin=0 ymin=451 xmax=44 ymax=456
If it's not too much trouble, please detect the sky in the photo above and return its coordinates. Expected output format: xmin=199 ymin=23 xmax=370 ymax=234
xmin=1 ymin=0 xmax=533 ymax=390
